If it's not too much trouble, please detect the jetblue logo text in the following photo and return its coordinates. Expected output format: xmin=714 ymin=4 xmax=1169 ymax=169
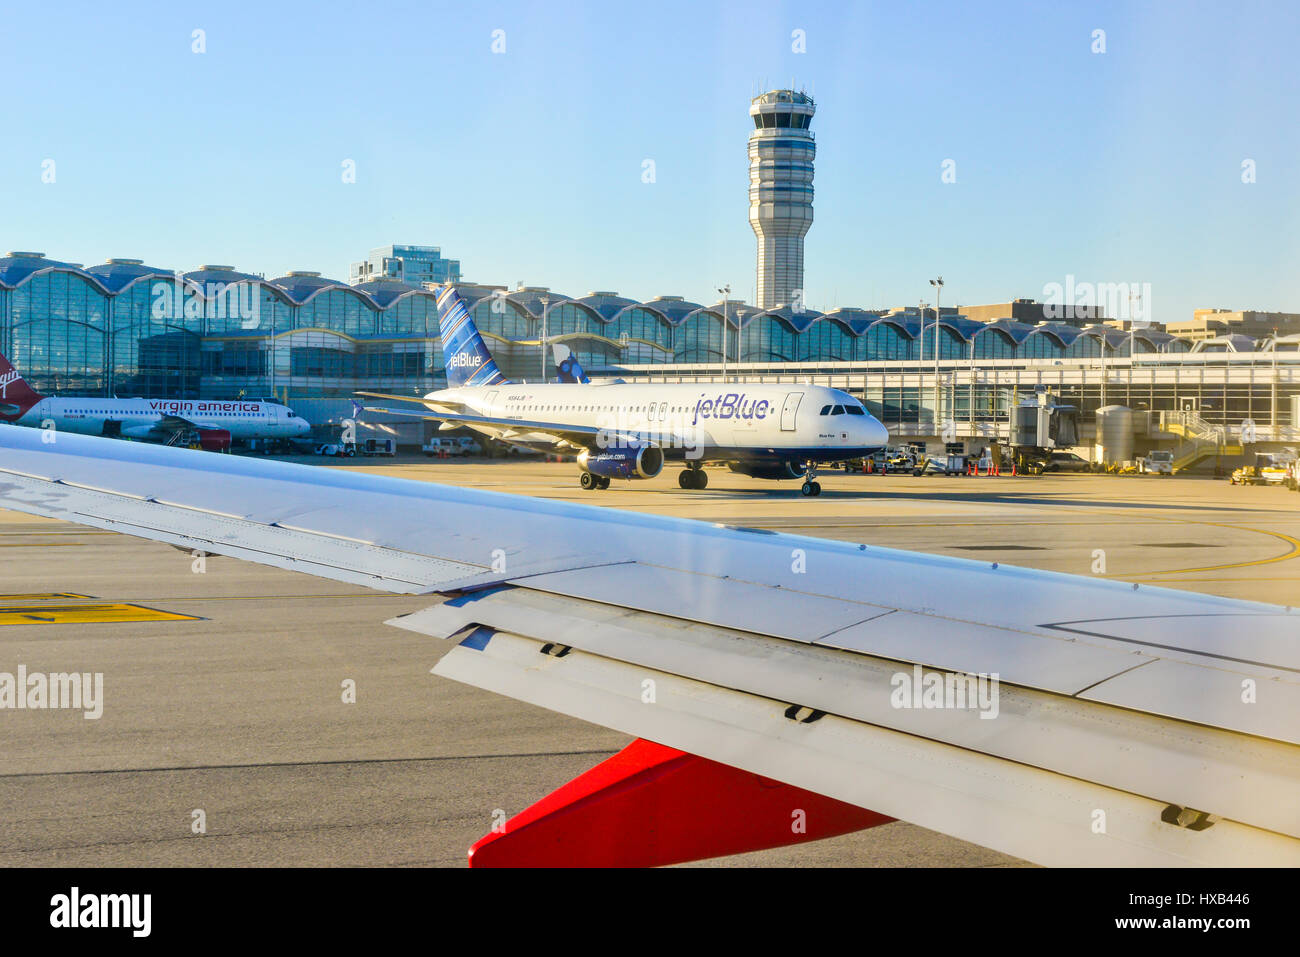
xmin=692 ymin=393 xmax=771 ymax=425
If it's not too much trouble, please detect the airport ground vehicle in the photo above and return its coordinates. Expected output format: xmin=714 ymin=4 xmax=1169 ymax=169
xmin=1139 ymin=450 xmax=1174 ymax=475
xmin=361 ymin=438 xmax=396 ymax=457
xmin=315 ymin=443 xmax=355 ymax=457
xmin=1044 ymin=451 xmax=1092 ymax=472
xmin=423 ymin=438 xmax=463 ymax=457
xmin=913 ymin=454 xmax=967 ymax=476
xmin=1231 ymin=453 xmax=1292 ymax=485
xmin=884 ymin=448 xmax=916 ymax=472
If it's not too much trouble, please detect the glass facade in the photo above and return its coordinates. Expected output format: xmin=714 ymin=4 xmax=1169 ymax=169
xmin=0 ymin=257 xmax=1224 ymax=403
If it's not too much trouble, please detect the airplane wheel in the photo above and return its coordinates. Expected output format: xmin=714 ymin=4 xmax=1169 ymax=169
xmin=678 ymin=469 xmax=693 ymax=489
xmin=580 ymin=472 xmax=596 ymax=490
xmin=598 ymin=476 xmax=611 ymax=490
xmin=694 ymin=470 xmax=708 ymax=489
xmin=812 ymin=481 xmax=822 ymax=496
xmin=801 ymin=482 xmax=815 ymax=497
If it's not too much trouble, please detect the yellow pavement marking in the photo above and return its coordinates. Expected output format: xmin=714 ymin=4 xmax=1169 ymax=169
xmin=1135 ymin=577 xmax=1300 ymax=584
xmin=0 ymin=543 xmax=84 ymax=547
xmin=1127 ymin=523 xmax=1300 ymax=576
xmin=149 ymin=594 xmax=406 ymax=602
xmin=0 ymin=603 xmax=199 ymax=626
xmin=0 ymin=592 xmax=93 ymax=601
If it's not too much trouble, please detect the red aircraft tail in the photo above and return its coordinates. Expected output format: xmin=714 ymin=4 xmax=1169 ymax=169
xmin=0 ymin=351 xmax=44 ymax=421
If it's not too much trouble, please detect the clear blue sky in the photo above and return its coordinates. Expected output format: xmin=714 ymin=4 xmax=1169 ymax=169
xmin=2 ymin=0 xmax=1297 ymax=324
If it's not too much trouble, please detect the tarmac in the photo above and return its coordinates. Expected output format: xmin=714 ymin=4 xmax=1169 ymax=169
xmin=2 ymin=455 xmax=1297 ymax=867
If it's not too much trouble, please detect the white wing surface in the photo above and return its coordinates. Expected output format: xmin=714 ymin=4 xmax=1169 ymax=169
xmin=1 ymin=425 xmax=1297 ymax=866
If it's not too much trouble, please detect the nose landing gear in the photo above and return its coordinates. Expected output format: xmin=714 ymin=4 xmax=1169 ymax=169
xmin=800 ymin=461 xmax=822 ymax=497
xmin=678 ymin=467 xmax=708 ymax=490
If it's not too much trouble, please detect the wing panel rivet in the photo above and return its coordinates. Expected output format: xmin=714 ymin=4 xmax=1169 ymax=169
xmin=783 ymin=705 xmax=826 ymax=724
xmin=1160 ymin=804 xmax=1218 ymax=831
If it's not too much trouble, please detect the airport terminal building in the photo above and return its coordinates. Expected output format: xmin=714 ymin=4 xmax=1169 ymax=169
xmin=2 ymin=251 xmax=1298 ymax=457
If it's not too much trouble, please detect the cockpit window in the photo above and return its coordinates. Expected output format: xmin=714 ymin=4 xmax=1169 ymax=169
xmin=820 ymin=405 xmax=832 ymax=415
xmin=286 ymin=409 xmax=298 ymax=417
xmin=845 ymin=405 xmax=865 ymax=415
xmin=831 ymin=405 xmax=845 ymax=415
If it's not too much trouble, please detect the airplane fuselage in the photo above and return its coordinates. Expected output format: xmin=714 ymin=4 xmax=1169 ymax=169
xmin=425 ymin=381 xmax=888 ymax=469
xmin=5 ymin=397 xmax=310 ymax=442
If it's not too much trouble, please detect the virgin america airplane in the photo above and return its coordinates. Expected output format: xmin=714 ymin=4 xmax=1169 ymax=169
xmin=0 ymin=351 xmax=310 ymax=451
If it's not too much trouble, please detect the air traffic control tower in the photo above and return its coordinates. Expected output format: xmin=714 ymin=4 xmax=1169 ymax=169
xmin=748 ymin=89 xmax=815 ymax=310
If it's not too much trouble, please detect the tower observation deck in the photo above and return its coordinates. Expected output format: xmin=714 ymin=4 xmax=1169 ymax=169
xmin=748 ymin=90 xmax=815 ymax=310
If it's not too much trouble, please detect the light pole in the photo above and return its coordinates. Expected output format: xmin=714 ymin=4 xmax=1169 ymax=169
xmin=268 ymin=287 xmax=276 ymax=402
xmin=539 ymin=295 xmax=550 ymax=384
xmin=918 ymin=299 xmax=928 ymax=434
xmin=717 ymin=285 xmax=731 ymax=383
xmin=930 ymin=277 xmax=943 ymax=441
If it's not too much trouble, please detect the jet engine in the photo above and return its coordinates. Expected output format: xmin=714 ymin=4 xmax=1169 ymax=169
xmin=578 ymin=445 xmax=664 ymax=480
xmin=727 ymin=461 xmax=802 ymax=481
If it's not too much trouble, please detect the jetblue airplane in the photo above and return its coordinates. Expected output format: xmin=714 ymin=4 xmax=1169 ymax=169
xmin=0 ymin=350 xmax=311 ymax=451
xmin=360 ymin=285 xmax=888 ymax=495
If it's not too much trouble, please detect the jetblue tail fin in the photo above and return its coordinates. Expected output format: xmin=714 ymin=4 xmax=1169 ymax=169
xmin=0 ymin=350 xmax=44 ymax=421
xmin=435 ymin=285 xmax=509 ymax=388
xmin=552 ymin=343 xmax=590 ymax=384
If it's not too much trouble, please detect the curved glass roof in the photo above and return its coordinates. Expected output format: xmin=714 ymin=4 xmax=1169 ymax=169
xmin=0 ymin=252 xmax=80 ymax=287
xmin=268 ymin=273 xmax=351 ymax=303
xmin=82 ymin=260 xmax=174 ymax=293
xmin=351 ymin=279 xmax=426 ymax=308
xmin=0 ymin=256 xmax=1212 ymax=352
xmin=568 ymin=292 xmax=638 ymax=322
xmin=183 ymin=266 xmax=263 ymax=285
xmin=637 ymin=297 xmax=706 ymax=323
xmin=507 ymin=288 xmax=571 ymax=318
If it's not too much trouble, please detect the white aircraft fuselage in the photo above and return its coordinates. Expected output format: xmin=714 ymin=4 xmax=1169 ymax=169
xmin=424 ymin=381 xmax=888 ymax=472
xmin=7 ymin=396 xmax=310 ymax=442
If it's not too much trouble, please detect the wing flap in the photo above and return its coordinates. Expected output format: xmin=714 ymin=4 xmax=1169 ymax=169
xmin=398 ymin=586 xmax=1300 ymax=841
xmin=434 ymin=627 xmax=1300 ymax=867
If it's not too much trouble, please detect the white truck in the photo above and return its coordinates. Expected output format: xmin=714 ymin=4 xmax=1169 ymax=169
xmin=423 ymin=438 xmax=464 ymax=458
xmin=1139 ymin=450 xmax=1174 ymax=475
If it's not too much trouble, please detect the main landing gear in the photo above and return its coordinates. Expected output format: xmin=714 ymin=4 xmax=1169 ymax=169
xmin=678 ymin=467 xmax=708 ymax=490
xmin=800 ymin=461 xmax=822 ymax=497
xmin=579 ymin=472 xmax=611 ymax=490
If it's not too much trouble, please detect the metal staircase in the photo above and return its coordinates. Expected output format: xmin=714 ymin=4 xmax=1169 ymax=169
xmin=1158 ymin=411 xmax=1242 ymax=471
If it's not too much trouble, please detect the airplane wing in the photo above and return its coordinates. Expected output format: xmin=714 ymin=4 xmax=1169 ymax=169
xmin=1 ymin=425 xmax=1298 ymax=867
xmin=155 ymin=413 xmax=199 ymax=433
xmin=354 ymin=391 xmax=466 ymax=409
xmin=361 ymin=404 xmax=693 ymax=454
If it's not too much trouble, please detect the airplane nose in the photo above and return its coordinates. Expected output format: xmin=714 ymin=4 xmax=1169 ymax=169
xmin=865 ymin=418 xmax=889 ymax=448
